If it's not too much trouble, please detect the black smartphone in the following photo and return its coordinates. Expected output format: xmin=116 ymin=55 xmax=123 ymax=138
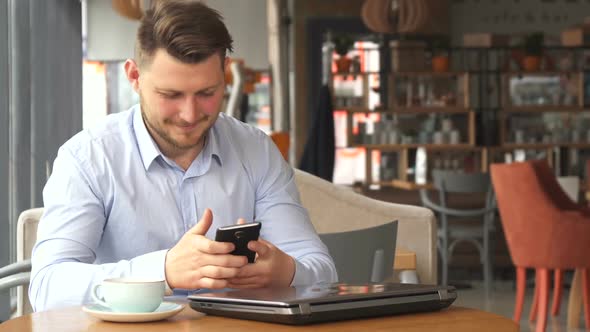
xmin=215 ymin=222 xmax=261 ymax=263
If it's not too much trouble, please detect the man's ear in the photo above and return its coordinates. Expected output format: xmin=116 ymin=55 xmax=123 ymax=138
xmin=124 ymin=59 xmax=141 ymax=93
xmin=223 ymin=57 xmax=231 ymax=85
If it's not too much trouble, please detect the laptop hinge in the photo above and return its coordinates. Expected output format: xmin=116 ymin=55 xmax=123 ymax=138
xmin=298 ymin=303 xmax=312 ymax=315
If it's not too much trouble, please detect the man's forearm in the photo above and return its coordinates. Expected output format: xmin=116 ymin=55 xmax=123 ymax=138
xmin=291 ymin=254 xmax=338 ymax=286
xmin=29 ymin=250 xmax=168 ymax=312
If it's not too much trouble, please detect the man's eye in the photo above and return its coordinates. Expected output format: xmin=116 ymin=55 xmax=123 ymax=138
xmin=199 ymin=91 xmax=215 ymax=97
xmin=161 ymin=93 xmax=180 ymax=99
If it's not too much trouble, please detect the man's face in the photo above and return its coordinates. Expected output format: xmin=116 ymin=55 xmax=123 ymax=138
xmin=125 ymin=49 xmax=226 ymax=152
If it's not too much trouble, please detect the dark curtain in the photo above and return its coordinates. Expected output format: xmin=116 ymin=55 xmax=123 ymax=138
xmin=299 ymin=85 xmax=335 ymax=181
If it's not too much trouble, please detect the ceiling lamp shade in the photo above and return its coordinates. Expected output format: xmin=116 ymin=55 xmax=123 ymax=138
xmin=361 ymin=0 xmax=449 ymax=35
xmin=111 ymin=0 xmax=149 ymax=20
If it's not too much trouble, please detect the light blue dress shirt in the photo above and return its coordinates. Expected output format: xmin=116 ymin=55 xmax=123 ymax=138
xmin=29 ymin=105 xmax=337 ymax=311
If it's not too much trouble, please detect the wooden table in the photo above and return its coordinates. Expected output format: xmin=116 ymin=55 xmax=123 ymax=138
xmin=0 ymin=304 xmax=518 ymax=332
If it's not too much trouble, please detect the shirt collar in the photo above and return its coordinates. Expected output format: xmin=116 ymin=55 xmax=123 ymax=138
xmin=132 ymin=105 xmax=161 ymax=171
xmin=132 ymin=104 xmax=224 ymax=172
xmin=202 ymin=123 xmax=224 ymax=167
xmin=184 ymin=119 xmax=223 ymax=178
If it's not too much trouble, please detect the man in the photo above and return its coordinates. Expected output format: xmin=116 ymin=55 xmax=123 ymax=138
xmin=30 ymin=1 xmax=337 ymax=311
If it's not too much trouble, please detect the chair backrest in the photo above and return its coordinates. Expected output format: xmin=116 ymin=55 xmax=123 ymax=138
xmin=319 ymin=222 xmax=397 ymax=283
xmin=426 ymin=170 xmax=494 ymax=216
xmin=490 ymin=161 xmax=563 ymax=267
xmin=432 ymin=170 xmax=491 ymax=194
xmin=16 ymin=208 xmax=43 ymax=317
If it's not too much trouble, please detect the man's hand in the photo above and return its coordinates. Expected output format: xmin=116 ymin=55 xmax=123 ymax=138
xmin=227 ymin=238 xmax=296 ymax=289
xmin=164 ymin=209 xmax=248 ymax=289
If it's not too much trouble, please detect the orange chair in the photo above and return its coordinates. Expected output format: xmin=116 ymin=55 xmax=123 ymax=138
xmin=490 ymin=160 xmax=590 ymax=332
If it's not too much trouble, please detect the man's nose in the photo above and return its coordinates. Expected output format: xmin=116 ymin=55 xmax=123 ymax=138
xmin=178 ymin=96 xmax=199 ymax=123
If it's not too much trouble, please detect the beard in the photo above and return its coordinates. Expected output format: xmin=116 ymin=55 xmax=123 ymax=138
xmin=139 ymin=95 xmax=207 ymax=151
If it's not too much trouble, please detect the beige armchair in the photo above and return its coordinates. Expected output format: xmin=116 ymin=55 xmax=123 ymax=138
xmin=294 ymin=169 xmax=437 ymax=285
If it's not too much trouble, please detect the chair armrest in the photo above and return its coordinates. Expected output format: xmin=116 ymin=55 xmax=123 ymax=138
xmin=0 ymin=272 xmax=31 ymax=292
xmin=0 ymin=260 xmax=31 ymax=279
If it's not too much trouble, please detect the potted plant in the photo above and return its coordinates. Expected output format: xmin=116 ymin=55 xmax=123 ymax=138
xmin=431 ymin=37 xmax=451 ymax=72
xmin=333 ymin=34 xmax=354 ymax=73
xmin=523 ymin=32 xmax=544 ymax=72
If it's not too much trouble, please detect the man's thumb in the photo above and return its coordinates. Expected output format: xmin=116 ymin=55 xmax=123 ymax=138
xmin=190 ymin=208 xmax=213 ymax=235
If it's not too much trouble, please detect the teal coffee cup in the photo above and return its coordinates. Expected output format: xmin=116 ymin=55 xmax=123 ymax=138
xmin=91 ymin=278 xmax=165 ymax=313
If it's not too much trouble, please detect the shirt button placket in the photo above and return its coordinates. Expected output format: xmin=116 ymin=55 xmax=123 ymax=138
xmin=190 ymin=178 xmax=198 ymax=229
xmin=180 ymin=180 xmax=192 ymax=233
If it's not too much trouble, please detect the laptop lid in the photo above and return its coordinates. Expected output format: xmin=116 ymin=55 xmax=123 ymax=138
xmin=188 ymin=283 xmax=457 ymax=325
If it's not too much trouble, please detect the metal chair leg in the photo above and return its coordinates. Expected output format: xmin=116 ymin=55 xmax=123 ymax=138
xmin=441 ymin=248 xmax=448 ymax=286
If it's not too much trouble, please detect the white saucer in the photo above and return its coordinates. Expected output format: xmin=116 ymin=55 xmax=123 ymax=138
xmin=83 ymin=301 xmax=184 ymax=323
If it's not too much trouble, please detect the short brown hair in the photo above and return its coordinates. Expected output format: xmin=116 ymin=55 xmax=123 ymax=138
xmin=136 ymin=0 xmax=233 ymax=67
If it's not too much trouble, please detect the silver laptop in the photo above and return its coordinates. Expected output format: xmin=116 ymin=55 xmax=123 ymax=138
xmin=188 ymin=282 xmax=457 ymax=325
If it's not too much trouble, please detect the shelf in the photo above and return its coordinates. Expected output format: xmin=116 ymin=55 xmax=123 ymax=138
xmin=334 ymin=106 xmax=375 ymax=113
xmin=501 ymin=106 xmax=586 ymax=113
xmin=339 ymin=107 xmax=472 ymax=114
xmin=353 ymin=143 xmax=476 ymax=150
xmin=503 ymin=71 xmax=583 ymax=76
xmin=391 ymin=71 xmax=467 ymax=77
xmin=329 ymin=45 xmax=590 ymax=188
xmin=367 ymin=180 xmax=433 ymax=190
xmin=500 ymin=143 xmax=590 ymax=149
xmin=492 ymin=144 xmax=554 ymax=150
xmin=333 ymin=71 xmax=380 ymax=76
xmin=547 ymin=143 xmax=590 ymax=149
xmin=388 ymin=107 xmax=472 ymax=114
xmin=384 ymin=180 xmax=434 ymax=190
